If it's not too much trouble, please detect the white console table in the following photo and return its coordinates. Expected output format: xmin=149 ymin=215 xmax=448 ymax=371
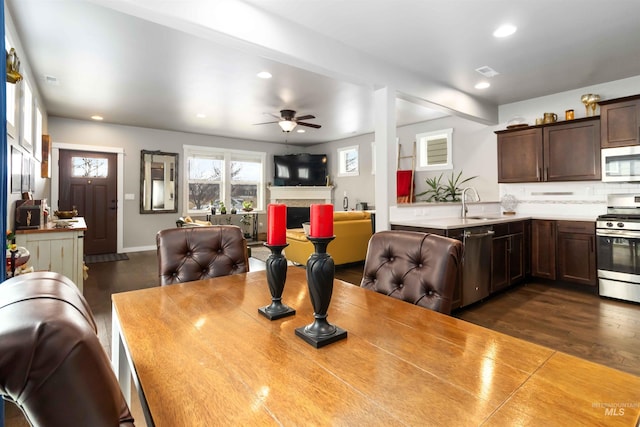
xmin=15 ymin=218 xmax=86 ymax=293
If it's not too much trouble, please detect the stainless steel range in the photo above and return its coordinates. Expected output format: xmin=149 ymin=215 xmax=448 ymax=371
xmin=597 ymin=194 xmax=640 ymax=303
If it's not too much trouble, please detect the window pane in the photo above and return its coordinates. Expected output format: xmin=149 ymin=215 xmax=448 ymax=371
xmin=189 ymin=157 xmax=222 ymax=180
xmin=230 ymin=159 xmax=261 ymax=182
xmin=230 ymin=184 xmax=257 ymax=210
xmin=72 ymin=157 xmax=108 ymax=177
xmin=188 ymin=183 xmax=220 ymax=211
xmin=6 ymin=82 xmax=15 ymax=127
xmin=23 ymin=81 xmax=33 ymax=145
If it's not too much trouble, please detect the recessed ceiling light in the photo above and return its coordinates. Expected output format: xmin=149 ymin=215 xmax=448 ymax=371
xmin=296 ymin=129 xmax=305 ymax=133
xmin=91 ymin=115 xmax=103 ymax=121
xmin=493 ymin=24 xmax=517 ymax=38
xmin=257 ymin=71 xmax=272 ymax=79
xmin=475 ymin=82 xmax=491 ymax=90
xmin=196 ymin=113 xmax=207 ymax=118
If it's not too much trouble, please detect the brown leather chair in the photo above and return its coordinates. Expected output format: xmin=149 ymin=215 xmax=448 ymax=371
xmin=0 ymin=271 xmax=135 ymax=427
xmin=157 ymin=225 xmax=249 ymax=285
xmin=361 ymin=230 xmax=462 ymax=314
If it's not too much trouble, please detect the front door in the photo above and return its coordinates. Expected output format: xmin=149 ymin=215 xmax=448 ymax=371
xmin=59 ymin=150 xmax=117 ymax=255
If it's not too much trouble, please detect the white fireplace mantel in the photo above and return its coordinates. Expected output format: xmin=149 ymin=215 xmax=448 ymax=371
xmin=268 ymin=186 xmax=334 ymax=205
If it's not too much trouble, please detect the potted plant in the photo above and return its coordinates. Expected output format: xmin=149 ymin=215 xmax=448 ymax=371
xmin=239 ymin=214 xmax=252 ymax=238
xmin=415 ymin=171 xmax=476 ymax=202
xmin=219 ymin=201 xmax=227 ymax=214
xmin=242 ymin=200 xmax=253 ymax=212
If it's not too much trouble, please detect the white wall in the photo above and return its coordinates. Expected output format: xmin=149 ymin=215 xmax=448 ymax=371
xmin=310 ymin=114 xmax=498 ymax=210
xmin=49 ymin=117 xmax=292 ymax=251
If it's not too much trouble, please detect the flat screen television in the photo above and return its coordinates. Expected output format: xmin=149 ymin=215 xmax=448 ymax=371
xmin=273 ymin=154 xmax=328 ymax=186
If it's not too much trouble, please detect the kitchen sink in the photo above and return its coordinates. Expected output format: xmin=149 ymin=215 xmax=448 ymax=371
xmin=466 ymin=215 xmax=502 ymax=220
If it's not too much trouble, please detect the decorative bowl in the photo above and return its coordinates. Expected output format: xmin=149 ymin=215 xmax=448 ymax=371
xmin=55 ymin=210 xmax=77 ymax=219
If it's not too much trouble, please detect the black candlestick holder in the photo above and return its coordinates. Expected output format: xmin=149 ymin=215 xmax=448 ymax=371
xmin=295 ymin=236 xmax=347 ymax=348
xmin=258 ymin=243 xmax=296 ymax=320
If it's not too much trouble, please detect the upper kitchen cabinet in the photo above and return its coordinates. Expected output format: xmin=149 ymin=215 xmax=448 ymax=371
xmin=497 ymin=128 xmax=543 ymax=182
xmin=543 ymin=118 xmax=601 ymax=181
xmin=599 ymin=94 xmax=640 ymax=148
xmin=496 ymin=117 xmax=601 ymax=182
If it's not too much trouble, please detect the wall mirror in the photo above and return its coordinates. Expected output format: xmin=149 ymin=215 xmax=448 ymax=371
xmin=140 ymin=150 xmax=178 ymax=214
xmin=416 ymin=128 xmax=453 ymax=171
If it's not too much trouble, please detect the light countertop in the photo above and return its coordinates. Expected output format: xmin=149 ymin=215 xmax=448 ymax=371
xmin=390 ymin=214 xmax=597 ymax=230
xmin=15 ymin=217 xmax=87 ymax=234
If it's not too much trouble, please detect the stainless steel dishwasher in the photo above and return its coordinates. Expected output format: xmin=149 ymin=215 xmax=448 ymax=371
xmin=461 ymin=226 xmax=494 ymax=307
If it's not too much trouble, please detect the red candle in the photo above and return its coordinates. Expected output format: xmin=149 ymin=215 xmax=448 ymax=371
xmin=267 ymin=204 xmax=287 ymax=245
xmin=310 ymin=204 xmax=333 ymax=238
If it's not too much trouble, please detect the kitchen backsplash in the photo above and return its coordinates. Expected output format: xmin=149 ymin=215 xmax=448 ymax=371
xmin=500 ymin=181 xmax=640 ymax=217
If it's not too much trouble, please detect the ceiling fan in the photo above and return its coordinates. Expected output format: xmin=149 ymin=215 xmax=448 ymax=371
xmin=254 ymin=109 xmax=321 ymax=132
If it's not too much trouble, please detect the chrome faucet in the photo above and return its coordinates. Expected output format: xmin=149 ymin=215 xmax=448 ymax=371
xmin=461 ymin=187 xmax=480 ymax=218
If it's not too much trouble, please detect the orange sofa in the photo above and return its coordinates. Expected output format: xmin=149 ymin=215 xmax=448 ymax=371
xmin=284 ymin=211 xmax=373 ymax=266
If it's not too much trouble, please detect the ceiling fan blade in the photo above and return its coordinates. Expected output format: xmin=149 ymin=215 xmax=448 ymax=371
xmin=265 ymin=113 xmax=282 ymax=120
xmin=297 ymin=121 xmax=321 ymax=129
xmin=253 ymin=120 xmax=279 ymax=125
xmin=295 ymin=114 xmax=315 ymax=121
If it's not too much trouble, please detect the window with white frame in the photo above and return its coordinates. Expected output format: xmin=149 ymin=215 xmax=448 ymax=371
xmin=416 ymin=128 xmax=453 ymax=171
xmin=184 ymin=145 xmax=265 ymax=214
xmin=5 ymin=36 xmax=17 ymax=138
xmin=22 ymin=78 xmax=33 ymax=151
xmin=337 ymin=145 xmax=359 ymax=177
xmin=34 ymin=101 xmax=43 ymax=161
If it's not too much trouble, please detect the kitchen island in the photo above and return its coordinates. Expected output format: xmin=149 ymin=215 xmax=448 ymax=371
xmin=15 ymin=218 xmax=87 ymax=293
xmin=391 ymin=214 xmax=598 ymax=309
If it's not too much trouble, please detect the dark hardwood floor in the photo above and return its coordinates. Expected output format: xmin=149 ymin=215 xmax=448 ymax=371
xmin=6 ymin=251 xmax=640 ymax=426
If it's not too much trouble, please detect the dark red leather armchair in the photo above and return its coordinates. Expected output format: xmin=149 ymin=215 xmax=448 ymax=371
xmin=361 ymin=230 xmax=462 ymax=314
xmin=0 ymin=271 xmax=135 ymax=427
xmin=157 ymin=225 xmax=249 ymax=285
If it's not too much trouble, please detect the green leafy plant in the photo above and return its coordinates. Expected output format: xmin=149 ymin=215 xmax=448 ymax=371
xmin=443 ymin=170 xmax=477 ymax=201
xmin=415 ymin=175 xmax=447 ymax=202
xmin=242 ymin=200 xmax=253 ymax=212
xmin=415 ymin=171 xmax=477 ymax=202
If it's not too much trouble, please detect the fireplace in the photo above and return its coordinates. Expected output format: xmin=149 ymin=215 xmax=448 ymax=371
xmin=268 ymin=186 xmax=334 ymax=206
xmin=268 ymin=186 xmax=334 ymax=229
xmin=287 ymin=207 xmax=310 ymax=229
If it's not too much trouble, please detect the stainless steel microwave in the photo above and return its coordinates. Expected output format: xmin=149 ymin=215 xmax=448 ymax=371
xmin=602 ymin=146 xmax=640 ymax=182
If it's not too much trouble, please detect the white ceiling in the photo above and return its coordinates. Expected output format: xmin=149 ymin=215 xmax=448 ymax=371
xmin=7 ymin=0 xmax=640 ymax=145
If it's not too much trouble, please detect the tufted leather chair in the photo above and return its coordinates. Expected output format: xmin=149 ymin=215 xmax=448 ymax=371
xmin=0 ymin=271 xmax=135 ymax=427
xmin=361 ymin=230 xmax=462 ymax=314
xmin=157 ymin=225 xmax=249 ymax=285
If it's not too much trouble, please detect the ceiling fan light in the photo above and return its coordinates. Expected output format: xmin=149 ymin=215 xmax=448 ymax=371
xmin=278 ymin=120 xmax=297 ymax=132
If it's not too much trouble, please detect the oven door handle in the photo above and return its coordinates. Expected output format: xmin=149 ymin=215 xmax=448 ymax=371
xmin=597 ymin=229 xmax=640 ymax=239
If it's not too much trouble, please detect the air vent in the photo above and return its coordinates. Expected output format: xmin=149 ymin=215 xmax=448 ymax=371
xmin=44 ymin=75 xmax=59 ymax=85
xmin=475 ymin=66 xmax=500 ymax=78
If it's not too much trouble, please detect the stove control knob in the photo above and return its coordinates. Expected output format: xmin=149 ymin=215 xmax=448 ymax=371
xmin=617 ymin=222 xmax=625 ymax=228
xmin=607 ymin=222 xmax=614 ymax=227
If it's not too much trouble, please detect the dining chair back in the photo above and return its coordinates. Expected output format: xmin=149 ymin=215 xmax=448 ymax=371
xmin=0 ymin=272 xmax=135 ymax=427
xmin=157 ymin=225 xmax=249 ymax=285
xmin=361 ymin=230 xmax=462 ymax=314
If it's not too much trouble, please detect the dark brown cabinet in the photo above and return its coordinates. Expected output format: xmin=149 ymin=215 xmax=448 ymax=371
xmin=496 ymin=117 xmax=601 ymax=182
xmin=491 ymin=221 xmax=525 ymax=293
xmin=497 ymin=128 xmax=542 ymax=182
xmin=600 ymin=94 xmax=640 ymax=148
xmin=531 ymin=219 xmax=556 ymax=280
xmin=543 ymin=119 xmax=601 ymax=181
xmin=531 ymin=219 xmax=596 ymax=286
xmin=556 ymin=221 xmax=597 ymax=286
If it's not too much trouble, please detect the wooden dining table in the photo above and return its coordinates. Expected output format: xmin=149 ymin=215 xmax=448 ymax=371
xmin=111 ymin=267 xmax=640 ymax=426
